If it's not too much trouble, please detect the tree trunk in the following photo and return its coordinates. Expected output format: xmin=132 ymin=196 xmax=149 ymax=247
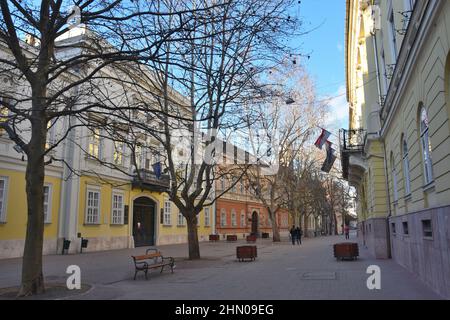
xmin=333 ymin=213 xmax=338 ymax=235
xmin=268 ymin=210 xmax=280 ymax=242
xmin=186 ymin=214 xmax=200 ymax=260
xmin=303 ymin=214 xmax=308 ymax=238
xmin=18 ymin=112 xmax=46 ymax=296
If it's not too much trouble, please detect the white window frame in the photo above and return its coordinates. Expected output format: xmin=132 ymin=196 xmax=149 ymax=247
xmin=46 ymin=120 xmax=57 ymax=150
xmin=231 ymin=177 xmax=237 ymax=193
xmin=0 ymin=177 xmax=9 ymax=223
xmin=111 ymin=191 xmax=124 ymax=225
xmin=220 ymin=209 xmax=227 ymax=227
xmin=88 ymin=127 xmax=102 ymax=159
xmin=177 ymin=210 xmax=185 ymax=226
xmin=402 ymin=138 xmax=411 ymax=196
xmin=85 ymin=187 xmax=101 ymax=224
xmin=43 ymin=184 xmax=52 ymax=224
xmin=420 ymin=107 xmax=433 ymax=185
xmin=0 ymin=99 xmax=10 ymax=136
xmin=240 ymin=210 xmax=246 ymax=227
xmin=113 ymin=141 xmax=125 ymax=166
xmin=204 ymin=207 xmax=210 ymax=227
xmin=391 ymin=155 xmax=399 ymax=203
xmin=163 ymin=200 xmax=172 ymax=226
xmin=387 ymin=2 xmax=398 ymax=61
xmin=231 ymin=209 xmax=237 ymax=227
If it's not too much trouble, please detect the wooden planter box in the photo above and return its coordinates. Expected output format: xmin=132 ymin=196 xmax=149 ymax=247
xmin=246 ymin=235 xmax=257 ymax=243
xmin=237 ymin=246 xmax=257 ymax=262
xmin=261 ymin=233 xmax=269 ymax=239
xmin=209 ymin=234 xmax=220 ymax=242
xmin=333 ymin=243 xmax=359 ymax=261
xmin=227 ymin=235 xmax=238 ymax=242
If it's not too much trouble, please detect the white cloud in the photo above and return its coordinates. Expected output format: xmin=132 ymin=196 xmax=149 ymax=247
xmin=323 ymin=85 xmax=349 ymax=132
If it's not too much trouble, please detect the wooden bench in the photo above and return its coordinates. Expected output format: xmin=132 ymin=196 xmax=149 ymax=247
xmin=131 ymin=248 xmax=175 ymax=280
xmin=246 ymin=235 xmax=257 ymax=243
xmin=227 ymin=235 xmax=238 ymax=242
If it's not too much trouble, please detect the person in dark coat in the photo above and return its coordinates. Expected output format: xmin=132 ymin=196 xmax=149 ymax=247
xmin=290 ymin=225 xmax=296 ymax=245
xmin=344 ymin=225 xmax=350 ymax=239
xmin=295 ymin=226 xmax=302 ymax=245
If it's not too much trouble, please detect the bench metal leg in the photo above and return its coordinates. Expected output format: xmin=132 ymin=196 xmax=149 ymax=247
xmin=134 ymin=270 xmax=138 ymax=280
xmin=160 ymin=266 xmax=164 ymax=274
xmin=145 ymin=269 xmax=148 ymax=280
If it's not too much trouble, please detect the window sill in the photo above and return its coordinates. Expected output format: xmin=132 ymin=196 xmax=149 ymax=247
xmin=110 ymin=223 xmax=125 ymax=226
xmin=177 ymin=224 xmax=186 ymax=228
xmin=423 ymin=236 xmax=434 ymax=241
xmin=404 ymin=193 xmax=412 ymax=201
xmin=162 ymin=224 xmax=172 ymax=227
xmin=422 ymin=181 xmax=435 ymax=193
xmin=85 ymin=155 xmax=106 ymax=163
xmin=84 ymin=223 xmax=101 ymax=226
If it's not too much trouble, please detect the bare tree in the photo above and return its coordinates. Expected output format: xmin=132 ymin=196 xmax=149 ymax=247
xmin=244 ymin=62 xmax=325 ymax=241
xmin=0 ymin=0 xmax=221 ymax=296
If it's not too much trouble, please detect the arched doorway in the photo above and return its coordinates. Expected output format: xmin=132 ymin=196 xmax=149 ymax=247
xmin=251 ymin=211 xmax=259 ymax=236
xmin=133 ymin=197 xmax=156 ymax=247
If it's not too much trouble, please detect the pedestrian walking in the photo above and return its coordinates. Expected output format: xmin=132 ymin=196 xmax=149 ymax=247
xmin=295 ymin=226 xmax=302 ymax=245
xmin=290 ymin=225 xmax=296 ymax=245
xmin=344 ymin=225 xmax=350 ymax=240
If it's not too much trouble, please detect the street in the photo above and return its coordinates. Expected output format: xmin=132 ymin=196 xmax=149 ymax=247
xmin=0 ymin=233 xmax=441 ymax=300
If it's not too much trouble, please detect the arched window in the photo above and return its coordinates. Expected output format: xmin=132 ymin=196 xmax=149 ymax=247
xmin=240 ymin=210 xmax=246 ymax=227
xmin=390 ymin=153 xmax=398 ymax=203
xmin=220 ymin=209 xmax=227 ymax=227
xmin=231 ymin=209 xmax=237 ymax=227
xmin=402 ymin=136 xmax=411 ymax=196
xmin=419 ymin=106 xmax=433 ymax=184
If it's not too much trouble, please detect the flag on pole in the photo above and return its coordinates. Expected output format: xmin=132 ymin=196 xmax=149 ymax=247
xmin=314 ymin=128 xmax=332 ymax=150
xmin=321 ymin=141 xmax=337 ymax=173
xmin=152 ymin=162 xmax=162 ymax=179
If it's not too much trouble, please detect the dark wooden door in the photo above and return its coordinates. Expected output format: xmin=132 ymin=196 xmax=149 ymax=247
xmin=133 ymin=197 xmax=155 ymax=247
xmin=251 ymin=211 xmax=258 ymax=236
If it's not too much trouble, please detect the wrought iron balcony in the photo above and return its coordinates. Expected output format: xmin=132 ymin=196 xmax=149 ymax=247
xmin=340 ymin=129 xmax=367 ymax=153
xmin=132 ymin=168 xmax=170 ymax=192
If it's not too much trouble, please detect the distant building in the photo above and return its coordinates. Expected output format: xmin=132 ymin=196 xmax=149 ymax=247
xmin=213 ymin=143 xmax=290 ymax=239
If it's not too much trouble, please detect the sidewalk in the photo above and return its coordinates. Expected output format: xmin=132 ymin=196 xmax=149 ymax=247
xmin=0 ymin=234 xmax=442 ymax=300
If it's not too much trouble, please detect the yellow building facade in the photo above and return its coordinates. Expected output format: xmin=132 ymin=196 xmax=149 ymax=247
xmin=343 ymin=0 xmax=450 ymax=298
xmin=0 ymin=154 xmax=212 ymax=259
xmin=0 ymin=32 xmax=213 ymax=259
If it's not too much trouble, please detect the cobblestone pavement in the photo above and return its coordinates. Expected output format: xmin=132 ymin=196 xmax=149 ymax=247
xmin=0 ymin=233 xmax=442 ymax=300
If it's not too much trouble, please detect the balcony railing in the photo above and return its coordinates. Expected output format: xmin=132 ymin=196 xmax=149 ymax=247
xmin=132 ymin=168 xmax=170 ymax=192
xmin=340 ymin=129 xmax=366 ymax=152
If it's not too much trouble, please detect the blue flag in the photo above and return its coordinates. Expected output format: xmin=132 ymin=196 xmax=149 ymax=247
xmin=152 ymin=162 xmax=162 ymax=179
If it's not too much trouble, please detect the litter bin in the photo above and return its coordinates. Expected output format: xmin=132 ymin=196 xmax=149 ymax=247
xmin=62 ymin=239 xmax=71 ymax=255
xmin=81 ymin=238 xmax=89 ymax=253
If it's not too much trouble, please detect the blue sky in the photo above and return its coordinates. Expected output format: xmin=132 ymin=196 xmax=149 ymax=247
xmin=293 ymin=0 xmax=348 ymax=137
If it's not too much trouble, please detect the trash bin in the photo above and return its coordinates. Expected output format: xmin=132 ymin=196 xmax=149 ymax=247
xmin=62 ymin=239 xmax=71 ymax=255
xmin=81 ymin=238 xmax=89 ymax=253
